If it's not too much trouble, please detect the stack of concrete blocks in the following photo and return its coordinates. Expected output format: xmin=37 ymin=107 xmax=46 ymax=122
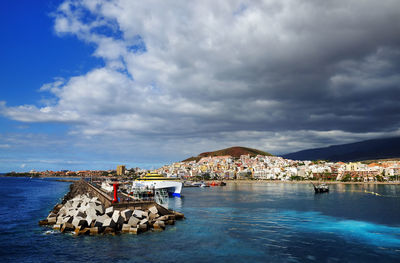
xmin=40 ymin=194 xmax=182 ymax=235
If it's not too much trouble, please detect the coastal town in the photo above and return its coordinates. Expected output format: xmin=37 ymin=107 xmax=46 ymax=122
xmin=7 ymin=155 xmax=400 ymax=183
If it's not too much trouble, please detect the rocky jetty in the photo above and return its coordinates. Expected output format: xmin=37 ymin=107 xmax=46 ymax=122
xmin=39 ymin=181 xmax=184 ymax=235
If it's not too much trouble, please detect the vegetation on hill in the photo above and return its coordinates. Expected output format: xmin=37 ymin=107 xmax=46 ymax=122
xmin=182 ymin=146 xmax=272 ymax=162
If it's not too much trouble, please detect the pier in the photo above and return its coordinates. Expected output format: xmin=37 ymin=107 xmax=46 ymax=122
xmin=39 ymin=179 xmax=184 ymax=235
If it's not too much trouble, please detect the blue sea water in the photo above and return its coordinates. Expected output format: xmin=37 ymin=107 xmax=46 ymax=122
xmin=0 ymin=178 xmax=400 ymax=262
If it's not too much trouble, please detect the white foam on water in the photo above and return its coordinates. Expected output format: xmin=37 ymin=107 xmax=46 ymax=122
xmin=279 ymin=210 xmax=400 ymax=247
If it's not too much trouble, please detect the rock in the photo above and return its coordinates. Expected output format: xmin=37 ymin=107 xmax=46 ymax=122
xmin=53 ymin=224 xmax=61 ymax=230
xmin=105 ymin=207 xmax=114 ymax=217
xmin=61 ymin=223 xmax=74 ymax=233
xmin=121 ymin=209 xmax=133 ymax=222
xmin=127 ymin=216 xmax=139 ymax=227
xmin=103 ymin=218 xmax=116 ymax=228
xmin=149 ymin=206 xmax=158 ymax=215
xmin=133 ymin=209 xmax=144 ymax=219
xmin=121 ymin=224 xmax=131 ymax=233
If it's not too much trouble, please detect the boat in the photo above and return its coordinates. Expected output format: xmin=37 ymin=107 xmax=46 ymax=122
xmin=101 ymin=180 xmax=114 ymax=192
xmin=134 ymin=173 xmax=183 ymax=197
xmin=312 ymin=183 xmax=329 ymax=193
xmin=191 ymin=181 xmax=209 ymax=187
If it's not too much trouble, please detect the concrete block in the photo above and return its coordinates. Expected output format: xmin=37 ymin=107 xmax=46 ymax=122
xmin=156 ymin=220 xmax=166 ymax=228
xmin=76 ymin=210 xmax=86 ymax=218
xmin=64 ymin=201 xmax=73 ymax=208
xmin=105 ymin=206 xmax=114 ymax=217
xmin=56 ymin=217 xmax=64 ymax=225
xmin=139 ymin=223 xmax=148 ymax=232
xmin=129 ymin=227 xmax=138 ymax=235
xmin=127 ymin=216 xmax=139 ymax=227
xmin=149 ymin=206 xmax=158 ymax=215
xmin=62 ymin=216 xmax=72 ymax=224
xmin=90 ymin=197 xmax=99 ymax=203
xmin=133 ymin=210 xmax=144 ymax=219
xmin=103 ymin=227 xmax=115 ymax=235
xmin=142 ymin=211 xmax=149 ymax=218
xmin=152 ymin=221 xmax=164 ymax=231
xmin=53 ymin=224 xmax=61 ymax=230
xmin=72 ymin=201 xmax=81 ymax=208
xmin=47 ymin=212 xmax=56 ymax=219
xmin=89 ymin=227 xmax=99 ymax=235
xmin=121 ymin=209 xmax=133 ymax=222
xmin=94 ymin=215 xmax=109 ymax=227
xmin=47 ymin=217 xmax=57 ymax=224
xmin=140 ymin=218 xmax=148 ymax=225
xmin=166 ymin=220 xmax=175 ymax=225
xmin=121 ymin=224 xmax=131 ymax=233
xmin=61 ymin=223 xmax=74 ymax=233
xmin=112 ymin=210 xmax=124 ymax=225
xmin=149 ymin=213 xmax=158 ymax=220
xmin=94 ymin=204 xmax=104 ymax=215
xmin=86 ymin=215 xmax=96 ymax=226
xmin=57 ymin=207 xmax=67 ymax=217
xmin=72 ymin=216 xmax=87 ymax=228
xmin=86 ymin=207 xmax=97 ymax=218
xmin=103 ymin=218 xmax=116 ymax=228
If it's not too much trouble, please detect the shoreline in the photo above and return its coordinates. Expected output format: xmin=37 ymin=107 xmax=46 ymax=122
xmin=1 ymin=175 xmax=399 ymax=185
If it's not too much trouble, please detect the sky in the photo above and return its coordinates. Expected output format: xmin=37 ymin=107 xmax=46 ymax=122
xmin=1 ymin=0 xmax=400 ymax=172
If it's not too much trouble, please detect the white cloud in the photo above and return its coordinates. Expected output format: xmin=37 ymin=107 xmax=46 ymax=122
xmin=1 ymin=0 xmax=400 ymax=162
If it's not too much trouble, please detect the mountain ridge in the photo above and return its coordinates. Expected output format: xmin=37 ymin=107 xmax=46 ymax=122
xmin=282 ymin=137 xmax=400 ymax=162
xmin=182 ymin=146 xmax=273 ymax=162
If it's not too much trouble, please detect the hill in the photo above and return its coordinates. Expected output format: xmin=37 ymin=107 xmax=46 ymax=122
xmin=182 ymin=146 xmax=273 ymax=162
xmin=282 ymin=137 xmax=400 ymax=162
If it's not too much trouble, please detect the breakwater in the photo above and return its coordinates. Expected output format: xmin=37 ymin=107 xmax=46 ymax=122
xmin=38 ymin=180 xmax=184 ymax=235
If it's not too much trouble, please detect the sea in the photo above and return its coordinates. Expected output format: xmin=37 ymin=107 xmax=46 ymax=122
xmin=0 ymin=177 xmax=400 ymax=263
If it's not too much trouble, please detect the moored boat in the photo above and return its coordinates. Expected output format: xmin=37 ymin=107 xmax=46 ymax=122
xmin=134 ymin=173 xmax=183 ymax=197
xmin=312 ymin=183 xmax=329 ymax=193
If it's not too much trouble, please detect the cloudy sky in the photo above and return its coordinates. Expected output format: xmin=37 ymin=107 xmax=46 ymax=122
xmin=1 ymin=0 xmax=400 ymax=172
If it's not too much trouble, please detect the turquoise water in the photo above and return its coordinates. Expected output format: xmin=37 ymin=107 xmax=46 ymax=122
xmin=0 ymin=177 xmax=400 ymax=262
